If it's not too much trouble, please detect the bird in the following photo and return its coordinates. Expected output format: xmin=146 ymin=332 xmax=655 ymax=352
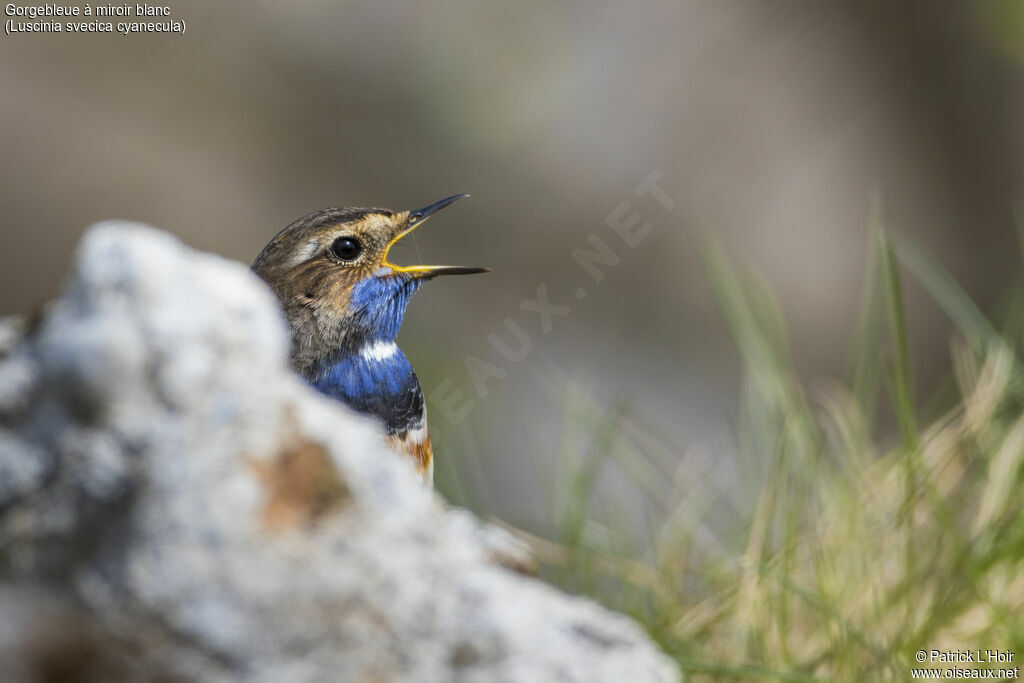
xmin=251 ymin=194 xmax=487 ymax=484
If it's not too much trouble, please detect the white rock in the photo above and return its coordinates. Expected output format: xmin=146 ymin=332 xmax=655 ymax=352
xmin=0 ymin=222 xmax=681 ymax=683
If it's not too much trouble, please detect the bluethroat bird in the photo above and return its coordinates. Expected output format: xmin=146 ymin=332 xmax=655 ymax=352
xmin=252 ymin=194 xmax=487 ymax=484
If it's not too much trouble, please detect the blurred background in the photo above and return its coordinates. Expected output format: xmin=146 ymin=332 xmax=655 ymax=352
xmin=3 ymin=0 xmax=1024 ymax=537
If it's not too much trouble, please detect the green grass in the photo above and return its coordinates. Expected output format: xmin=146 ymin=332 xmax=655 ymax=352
xmin=516 ymin=218 xmax=1024 ymax=680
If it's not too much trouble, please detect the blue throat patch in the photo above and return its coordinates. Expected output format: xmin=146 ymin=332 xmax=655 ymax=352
xmin=310 ymin=272 xmax=427 ymax=435
xmin=312 ymin=345 xmax=425 ymax=436
xmin=347 ymin=270 xmax=424 ymax=342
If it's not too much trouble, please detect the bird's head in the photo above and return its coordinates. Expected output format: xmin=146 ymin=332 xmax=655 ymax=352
xmin=253 ymin=194 xmax=487 ymax=374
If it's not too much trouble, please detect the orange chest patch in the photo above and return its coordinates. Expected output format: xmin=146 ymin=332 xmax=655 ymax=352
xmin=388 ymin=431 xmax=432 ymax=475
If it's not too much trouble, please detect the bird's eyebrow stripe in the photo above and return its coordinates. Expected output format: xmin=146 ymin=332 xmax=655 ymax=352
xmin=288 ymin=238 xmax=321 ymax=267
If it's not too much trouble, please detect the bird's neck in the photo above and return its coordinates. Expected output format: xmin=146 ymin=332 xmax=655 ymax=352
xmin=296 ymin=272 xmax=428 ymax=436
xmin=289 ymin=272 xmax=423 ymax=377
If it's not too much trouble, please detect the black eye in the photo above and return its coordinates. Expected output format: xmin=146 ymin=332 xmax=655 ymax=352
xmin=331 ymin=236 xmax=362 ymax=261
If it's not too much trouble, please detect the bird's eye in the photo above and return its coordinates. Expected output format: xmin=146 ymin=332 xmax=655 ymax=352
xmin=331 ymin=236 xmax=362 ymax=261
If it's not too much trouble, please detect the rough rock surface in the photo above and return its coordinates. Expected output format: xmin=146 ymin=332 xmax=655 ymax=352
xmin=0 ymin=223 xmax=680 ymax=683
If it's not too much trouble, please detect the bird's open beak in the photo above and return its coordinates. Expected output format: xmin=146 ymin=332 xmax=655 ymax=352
xmin=383 ymin=194 xmax=490 ymax=278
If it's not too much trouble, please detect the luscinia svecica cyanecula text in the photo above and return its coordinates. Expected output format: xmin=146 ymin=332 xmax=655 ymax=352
xmin=252 ymin=194 xmax=487 ymax=483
